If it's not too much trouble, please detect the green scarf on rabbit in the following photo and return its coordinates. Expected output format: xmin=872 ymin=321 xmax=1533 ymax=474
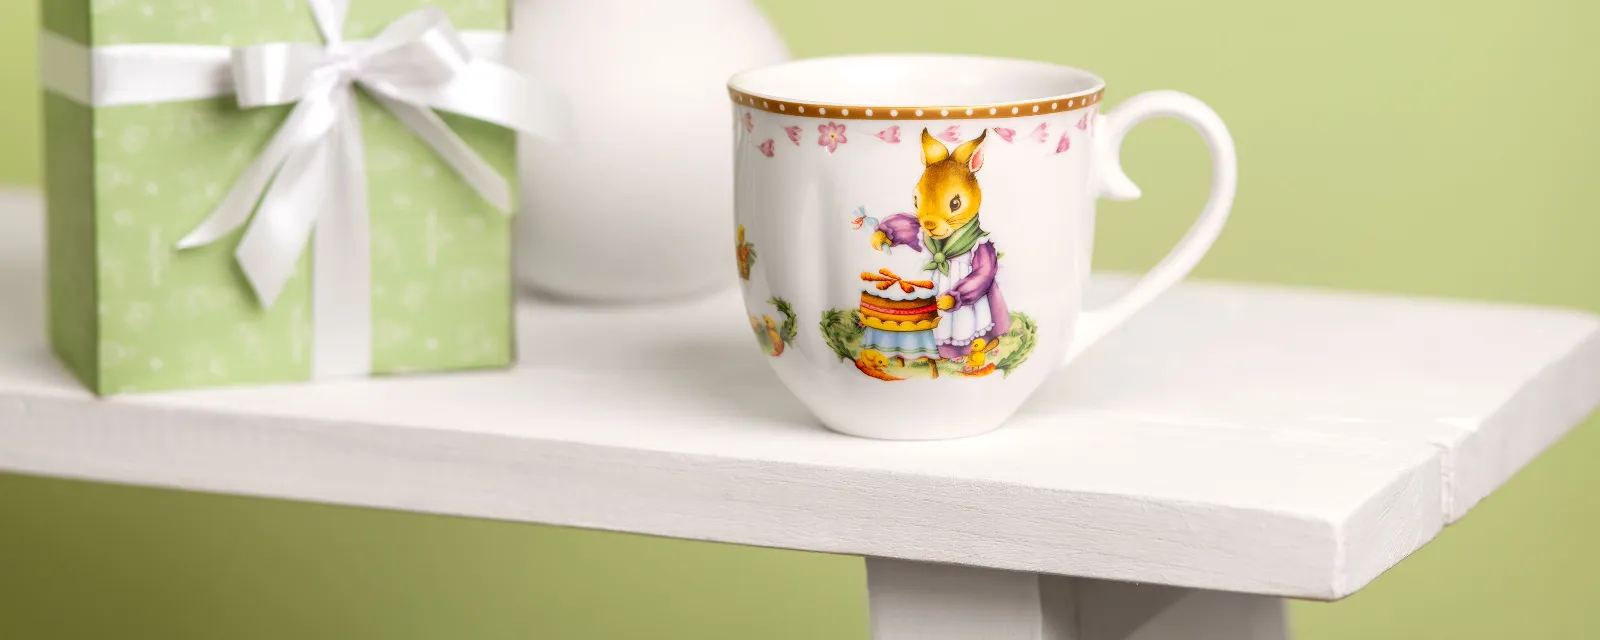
xmin=922 ymin=220 xmax=988 ymax=275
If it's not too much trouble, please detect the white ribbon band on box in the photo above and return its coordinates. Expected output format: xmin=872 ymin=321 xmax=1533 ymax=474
xmin=38 ymin=0 xmax=564 ymax=379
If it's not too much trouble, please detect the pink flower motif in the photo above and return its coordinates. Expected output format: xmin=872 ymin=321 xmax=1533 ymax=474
xmin=1030 ymin=123 xmax=1049 ymax=143
xmin=873 ymin=126 xmax=901 ymax=143
xmin=818 ymin=122 xmax=848 ymax=153
xmin=993 ymin=127 xmax=1016 ymax=142
xmin=784 ymin=125 xmax=802 ymax=145
xmin=935 ymin=125 xmax=961 ymax=143
xmin=1076 ymin=113 xmax=1089 ymax=131
xmin=1055 ymin=133 xmax=1071 ymax=154
xmin=758 ymin=139 xmax=775 ymax=157
xmin=743 ymin=112 xmax=754 ymax=133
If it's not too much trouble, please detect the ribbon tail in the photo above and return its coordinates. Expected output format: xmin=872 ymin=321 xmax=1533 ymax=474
xmin=371 ymin=93 xmax=513 ymax=213
xmin=177 ymin=97 xmax=328 ymax=249
xmin=310 ymin=89 xmax=374 ymax=378
xmin=233 ymin=132 xmax=333 ymax=307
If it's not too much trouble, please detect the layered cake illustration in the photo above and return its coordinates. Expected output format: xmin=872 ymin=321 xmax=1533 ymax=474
xmin=858 ymin=270 xmax=942 ymax=369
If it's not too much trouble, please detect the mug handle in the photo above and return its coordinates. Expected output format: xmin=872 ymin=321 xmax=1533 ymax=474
xmin=1063 ymin=90 xmax=1238 ymax=365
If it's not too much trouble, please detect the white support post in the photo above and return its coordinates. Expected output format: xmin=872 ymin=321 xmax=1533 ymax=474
xmin=1073 ymin=579 xmax=1287 ymax=640
xmin=865 ymin=558 xmax=1077 ymax=639
xmin=865 ymin=558 xmax=1288 ymax=640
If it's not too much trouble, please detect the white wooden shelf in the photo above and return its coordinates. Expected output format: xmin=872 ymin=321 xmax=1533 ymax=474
xmin=2 ymin=192 xmax=1597 ymax=614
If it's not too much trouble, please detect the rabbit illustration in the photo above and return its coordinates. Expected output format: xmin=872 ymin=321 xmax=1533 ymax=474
xmin=869 ymin=128 xmax=1011 ymax=360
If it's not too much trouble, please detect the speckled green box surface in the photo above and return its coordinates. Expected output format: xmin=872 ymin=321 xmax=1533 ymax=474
xmin=41 ymin=1 xmax=516 ymax=395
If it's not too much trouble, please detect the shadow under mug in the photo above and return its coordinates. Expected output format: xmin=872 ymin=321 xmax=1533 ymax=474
xmin=728 ymin=54 xmax=1236 ymax=441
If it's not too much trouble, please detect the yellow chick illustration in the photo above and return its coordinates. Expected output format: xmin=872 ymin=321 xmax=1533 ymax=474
xmin=854 ymin=349 xmax=905 ymax=381
xmin=968 ymin=338 xmax=988 ymax=368
xmin=959 ymin=338 xmax=998 ymax=377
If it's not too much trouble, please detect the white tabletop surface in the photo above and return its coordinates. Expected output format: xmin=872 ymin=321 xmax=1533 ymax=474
xmin=1 ymin=191 xmax=1596 ymax=600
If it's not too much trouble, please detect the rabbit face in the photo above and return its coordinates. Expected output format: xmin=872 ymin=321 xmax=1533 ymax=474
xmin=914 ymin=129 xmax=987 ymax=240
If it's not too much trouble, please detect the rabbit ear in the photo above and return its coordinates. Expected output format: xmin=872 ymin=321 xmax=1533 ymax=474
xmin=920 ymin=128 xmax=949 ymax=166
xmin=951 ymin=129 xmax=987 ymax=172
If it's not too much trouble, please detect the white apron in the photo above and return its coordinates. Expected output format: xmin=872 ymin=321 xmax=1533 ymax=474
xmin=930 ymin=238 xmax=995 ymax=347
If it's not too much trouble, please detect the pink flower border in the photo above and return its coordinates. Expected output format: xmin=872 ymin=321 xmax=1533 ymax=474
xmin=736 ymin=107 xmax=1096 ymax=158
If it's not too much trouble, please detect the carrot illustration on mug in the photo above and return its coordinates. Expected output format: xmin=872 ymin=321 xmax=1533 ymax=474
xmin=869 ymin=128 xmax=1011 ymax=361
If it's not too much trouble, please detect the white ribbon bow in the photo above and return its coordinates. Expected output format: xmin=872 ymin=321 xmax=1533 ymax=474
xmin=74 ymin=0 xmax=563 ymax=378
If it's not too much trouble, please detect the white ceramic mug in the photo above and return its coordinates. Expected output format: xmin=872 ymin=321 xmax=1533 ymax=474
xmin=727 ymin=54 xmax=1236 ymax=440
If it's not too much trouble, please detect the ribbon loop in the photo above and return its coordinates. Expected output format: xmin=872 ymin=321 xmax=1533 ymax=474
xmin=230 ymin=9 xmax=473 ymax=111
xmin=358 ymin=8 xmax=473 ymax=81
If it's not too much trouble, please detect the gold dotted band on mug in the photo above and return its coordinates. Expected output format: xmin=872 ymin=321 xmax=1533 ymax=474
xmin=726 ymin=88 xmax=1104 ymax=120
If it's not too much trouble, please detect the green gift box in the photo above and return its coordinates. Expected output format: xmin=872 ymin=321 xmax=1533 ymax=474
xmin=39 ymin=0 xmax=552 ymax=395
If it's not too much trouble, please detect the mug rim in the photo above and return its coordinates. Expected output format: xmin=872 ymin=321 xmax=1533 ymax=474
xmin=727 ymin=53 xmax=1107 ymax=121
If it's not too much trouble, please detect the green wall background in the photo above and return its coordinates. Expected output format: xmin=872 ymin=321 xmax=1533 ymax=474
xmin=2 ymin=0 xmax=1596 ymax=638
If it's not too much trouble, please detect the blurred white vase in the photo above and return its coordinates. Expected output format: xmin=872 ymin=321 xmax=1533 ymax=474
xmin=510 ymin=0 xmax=791 ymax=303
